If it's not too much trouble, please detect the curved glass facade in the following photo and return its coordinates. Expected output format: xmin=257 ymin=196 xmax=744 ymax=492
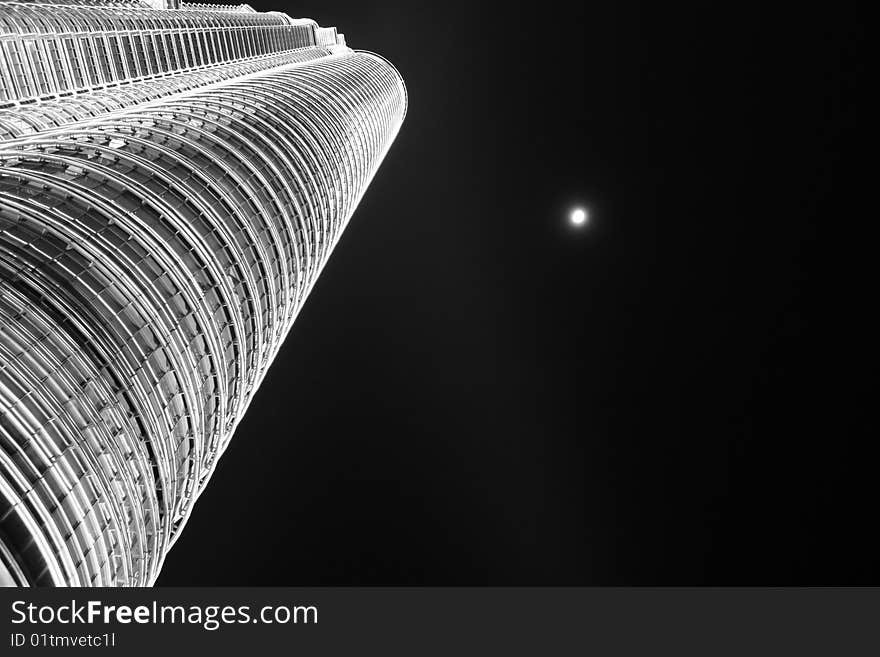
xmin=0 ymin=1 xmax=405 ymax=586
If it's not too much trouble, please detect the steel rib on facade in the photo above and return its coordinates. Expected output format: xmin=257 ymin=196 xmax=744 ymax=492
xmin=0 ymin=2 xmax=405 ymax=586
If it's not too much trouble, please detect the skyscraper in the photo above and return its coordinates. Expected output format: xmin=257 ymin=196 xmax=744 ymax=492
xmin=0 ymin=0 xmax=406 ymax=586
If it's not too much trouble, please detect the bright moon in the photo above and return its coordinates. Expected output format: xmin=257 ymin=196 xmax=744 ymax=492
xmin=570 ymin=208 xmax=588 ymax=226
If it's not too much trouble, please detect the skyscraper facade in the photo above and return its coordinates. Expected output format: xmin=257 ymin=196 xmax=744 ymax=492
xmin=0 ymin=0 xmax=406 ymax=586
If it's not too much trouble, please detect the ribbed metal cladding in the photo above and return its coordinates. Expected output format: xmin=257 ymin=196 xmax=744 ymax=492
xmin=0 ymin=2 xmax=406 ymax=586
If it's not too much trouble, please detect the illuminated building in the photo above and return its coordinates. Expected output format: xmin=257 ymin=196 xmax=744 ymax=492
xmin=0 ymin=0 xmax=406 ymax=585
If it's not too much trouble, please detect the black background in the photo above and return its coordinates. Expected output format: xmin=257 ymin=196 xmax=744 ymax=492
xmin=159 ymin=2 xmax=871 ymax=584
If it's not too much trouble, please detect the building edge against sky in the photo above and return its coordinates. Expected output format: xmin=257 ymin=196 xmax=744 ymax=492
xmin=0 ymin=0 xmax=406 ymax=586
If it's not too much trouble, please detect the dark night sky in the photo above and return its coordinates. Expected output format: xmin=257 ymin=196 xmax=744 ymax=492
xmin=158 ymin=2 xmax=871 ymax=584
